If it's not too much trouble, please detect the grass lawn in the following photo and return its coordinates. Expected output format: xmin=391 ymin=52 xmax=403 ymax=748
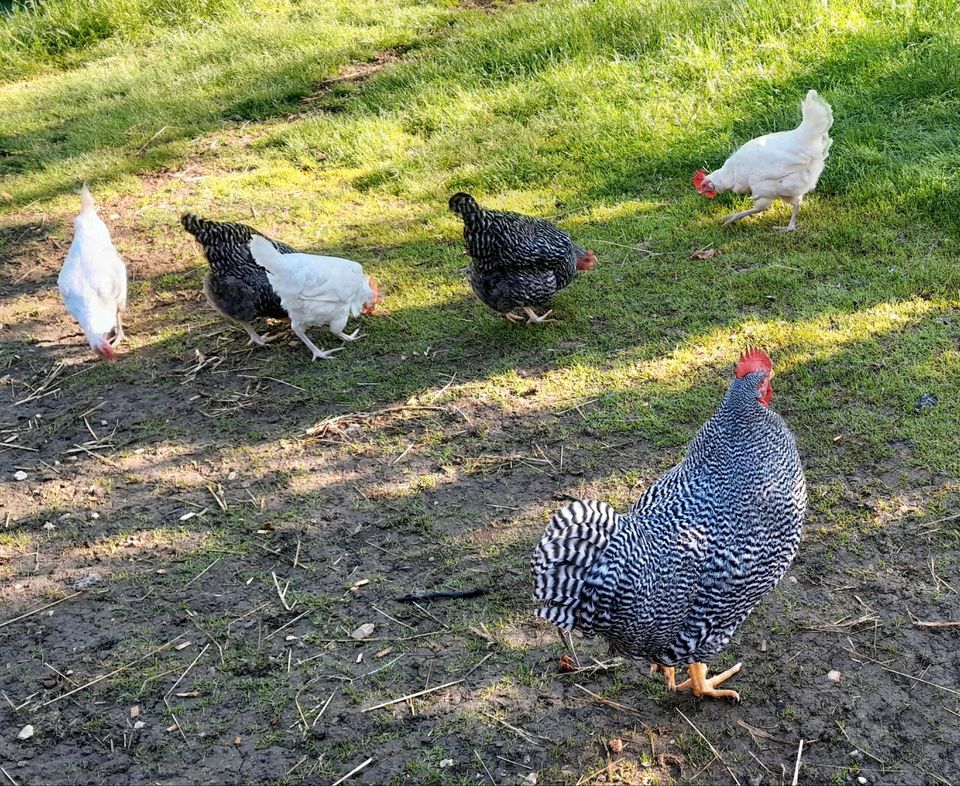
xmin=1 ymin=0 xmax=959 ymax=783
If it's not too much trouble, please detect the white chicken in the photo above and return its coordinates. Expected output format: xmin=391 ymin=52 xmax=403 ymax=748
xmin=58 ymin=185 xmax=128 ymax=360
xmin=249 ymin=236 xmax=381 ymax=360
xmin=694 ymin=90 xmax=833 ymax=231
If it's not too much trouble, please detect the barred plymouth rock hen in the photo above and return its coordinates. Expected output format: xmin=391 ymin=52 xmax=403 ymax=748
xmin=449 ymin=193 xmax=596 ymax=324
xmin=533 ymin=348 xmax=806 ymax=701
xmin=58 ymin=185 xmax=128 ymax=360
xmin=180 ymin=214 xmax=296 ymax=345
xmin=694 ymin=90 xmax=833 ymax=231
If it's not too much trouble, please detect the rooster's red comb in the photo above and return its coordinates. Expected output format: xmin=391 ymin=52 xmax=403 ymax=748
xmin=692 ymin=169 xmax=707 ymax=189
xmin=735 ymin=346 xmax=772 ymax=379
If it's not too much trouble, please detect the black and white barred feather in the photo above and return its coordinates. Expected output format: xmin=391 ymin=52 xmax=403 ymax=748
xmin=181 ymin=214 xmax=296 ymax=323
xmin=533 ymin=368 xmax=807 ymax=666
xmin=449 ymin=192 xmax=587 ymax=314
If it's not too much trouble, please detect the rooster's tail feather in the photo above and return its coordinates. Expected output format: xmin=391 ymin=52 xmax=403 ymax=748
xmin=532 ymin=500 xmax=622 ymax=631
xmin=799 ymin=90 xmax=833 ymax=140
xmin=79 ymin=184 xmax=96 ymax=215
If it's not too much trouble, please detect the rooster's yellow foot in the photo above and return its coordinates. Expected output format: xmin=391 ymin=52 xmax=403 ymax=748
xmin=675 ymin=661 xmax=742 ymax=702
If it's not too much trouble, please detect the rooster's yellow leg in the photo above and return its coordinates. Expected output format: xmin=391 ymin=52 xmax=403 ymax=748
xmin=675 ymin=662 xmax=742 ymax=702
xmin=649 ymin=663 xmax=676 ymax=691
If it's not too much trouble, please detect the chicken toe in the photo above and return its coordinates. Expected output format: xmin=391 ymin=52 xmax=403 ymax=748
xmin=237 ymin=320 xmax=277 ymax=346
xmin=523 ymin=307 xmax=556 ymax=324
xmin=291 ymin=323 xmax=341 ymax=360
xmin=675 ymin=662 xmax=741 ymax=701
xmin=649 ymin=663 xmax=677 ymax=691
xmin=311 ymin=347 xmax=344 ymax=361
xmin=337 ymin=329 xmax=363 ymax=342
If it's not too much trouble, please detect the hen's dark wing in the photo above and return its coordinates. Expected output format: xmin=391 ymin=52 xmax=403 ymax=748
xmin=464 ymin=208 xmax=578 ymax=273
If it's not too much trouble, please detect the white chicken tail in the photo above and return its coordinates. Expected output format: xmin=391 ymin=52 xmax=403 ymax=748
xmin=249 ymin=235 xmax=289 ymax=275
xmin=532 ymin=500 xmax=622 ymax=631
xmin=79 ymin=183 xmax=97 ymax=215
xmin=799 ymin=90 xmax=833 ymax=140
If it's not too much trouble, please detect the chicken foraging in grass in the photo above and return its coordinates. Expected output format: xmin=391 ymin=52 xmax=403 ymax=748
xmin=694 ymin=90 xmax=833 ymax=231
xmin=180 ymin=213 xmax=296 ymax=345
xmin=248 ymin=236 xmax=380 ymax=360
xmin=58 ymin=185 xmax=128 ymax=360
xmin=449 ymin=192 xmax=596 ymax=324
xmin=533 ymin=348 xmax=806 ymax=701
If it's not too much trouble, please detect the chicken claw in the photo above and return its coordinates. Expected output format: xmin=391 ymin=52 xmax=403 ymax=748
xmin=675 ymin=661 xmax=742 ymax=702
xmin=291 ymin=323 xmax=342 ymax=361
xmin=650 ymin=663 xmax=677 ymax=691
xmin=523 ymin=307 xmax=556 ymax=324
xmin=505 ymin=312 xmax=525 ymax=323
xmin=310 ymin=347 xmax=344 ymax=361
xmin=337 ymin=329 xmax=364 ymax=342
xmin=238 ymin=320 xmax=278 ymax=346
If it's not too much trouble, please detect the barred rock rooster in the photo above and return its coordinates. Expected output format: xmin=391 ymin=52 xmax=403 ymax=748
xmin=58 ymin=185 xmax=128 ymax=360
xmin=533 ymin=348 xmax=806 ymax=701
xmin=449 ymin=193 xmax=596 ymax=324
xmin=180 ymin=214 xmax=296 ymax=345
xmin=249 ymin=236 xmax=381 ymax=360
xmin=694 ymin=90 xmax=833 ymax=231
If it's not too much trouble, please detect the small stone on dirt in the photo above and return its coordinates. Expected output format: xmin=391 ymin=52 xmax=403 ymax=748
xmin=130 ymin=706 xmax=140 ymax=718
xmin=857 ymin=778 xmax=867 ymax=785
xmin=351 ymin=623 xmax=375 ymax=640
xmin=133 ymin=721 xmax=145 ymax=730
xmin=827 ymin=670 xmax=841 ymax=683
xmin=13 ymin=471 xmax=27 ymax=481
xmin=521 ymin=773 xmax=538 ymax=786
xmin=74 ymin=573 xmax=101 ymax=590
xmin=17 ymin=725 xmax=34 ymax=740
xmin=42 ymin=522 xmax=55 ymax=531
xmin=439 ymin=759 xmax=454 ymax=768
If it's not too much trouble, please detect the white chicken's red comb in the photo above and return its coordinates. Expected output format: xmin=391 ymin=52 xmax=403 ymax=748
xmin=735 ymin=346 xmax=772 ymax=378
